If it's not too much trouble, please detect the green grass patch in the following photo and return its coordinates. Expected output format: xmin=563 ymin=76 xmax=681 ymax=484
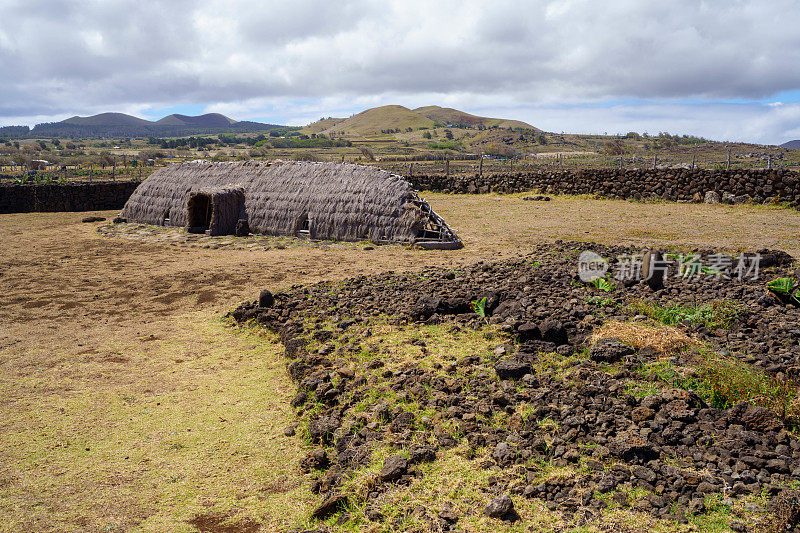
xmin=626 ymin=299 xmax=744 ymax=329
xmin=630 ymin=354 xmax=799 ymax=422
xmin=699 ymin=358 xmax=798 ymax=415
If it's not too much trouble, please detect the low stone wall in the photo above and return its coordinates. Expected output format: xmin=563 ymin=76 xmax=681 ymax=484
xmin=3 ymin=169 xmax=799 ymax=215
xmin=0 ymin=180 xmax=140 ymax=214
xmin=407 ymin=168 xmax=800 ymax=206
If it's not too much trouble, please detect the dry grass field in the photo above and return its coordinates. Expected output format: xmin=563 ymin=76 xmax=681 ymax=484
xmin=2 ymin=194 xmax=800 ymax=531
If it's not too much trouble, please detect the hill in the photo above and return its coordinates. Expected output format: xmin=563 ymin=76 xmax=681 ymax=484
xmin=301 ymin=104 xmax=539 ymax=140
xmin=156 ymin=113 xmax=237 ymax=127
xmin=313 ymin=105 xmax=435 ymax=137
xmin=304 ymin=117 xmax=347 ymax=135
xmin=23 ymin=112 xmax=282 ymax=138
xmin=413 ymin=105 xmax=538 ymax=130
xmin=781 ymin=140 xmax=800 ymax=149
xmin=62 ymin=112 xmax=152 ymax=127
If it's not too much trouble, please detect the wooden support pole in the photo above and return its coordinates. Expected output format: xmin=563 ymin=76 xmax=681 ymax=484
xmin=653 ymin=154 xmax=657 ymax=170
xmin=445 ymin=157 xmax=450 ymax=177
xmin=479 ymin=156 xmax=483 ymax=177
xmin=727 ymin=147 xmax=731 ymax=170
xmin=768 ymin=155 xmax=772 ymax=169
xmin=691 ymin=154 xmax=696 ymax=170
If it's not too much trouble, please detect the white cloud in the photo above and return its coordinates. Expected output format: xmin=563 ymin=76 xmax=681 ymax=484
xmin=0 ymin=0 xmax=799 ymax=143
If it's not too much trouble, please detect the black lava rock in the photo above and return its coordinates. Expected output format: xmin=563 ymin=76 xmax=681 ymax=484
xmin=494 ymin=359 xmax=531 ymax=380
xmin=539 ymin=320 xmax=568 ymax=345
xmin=379 ymin=455 xmax=408 ymax=482
xmin=485 ymin=494 xmax=516 ymax=520
xmin=311 ymin=494 xmax=349 ymax=520
xmin=258 ymin=289 xmax=274 ymax=308
xmin=589 ymin=338 xmax=634 ymax=363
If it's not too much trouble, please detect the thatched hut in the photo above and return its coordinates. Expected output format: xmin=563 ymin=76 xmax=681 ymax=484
xmin=120 ymin=160 xmax=461 ymax=248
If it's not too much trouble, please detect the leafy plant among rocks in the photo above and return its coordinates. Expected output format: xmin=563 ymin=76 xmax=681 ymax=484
xmin=767 ymin=277 xmax=800 ymax=305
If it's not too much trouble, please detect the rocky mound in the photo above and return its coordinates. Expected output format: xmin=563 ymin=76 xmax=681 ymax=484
xmin=230 ymin=242 xmax=800 ymax=531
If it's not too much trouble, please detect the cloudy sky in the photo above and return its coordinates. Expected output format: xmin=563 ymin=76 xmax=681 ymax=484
xmin=1 ymin=0 xmax=800 ymax=144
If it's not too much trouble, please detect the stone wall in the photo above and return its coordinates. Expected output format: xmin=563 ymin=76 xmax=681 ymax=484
xmin=2 ymin=169 xmax=799 ymax=215
xmin=0 ymin=180 xmax=140 ymax=214
xmin=407 ymin=168 xmax=800 ymax=206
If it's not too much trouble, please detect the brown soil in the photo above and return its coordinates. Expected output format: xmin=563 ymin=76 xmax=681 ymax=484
xmin=1 ymin=194 xmax=799 ymax=531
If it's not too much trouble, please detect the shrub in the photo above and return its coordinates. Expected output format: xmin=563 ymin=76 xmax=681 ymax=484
xmin=603 ymin=139 xmax=625 ymax=155
xmin=428 ymin=142 xmax=458 ymax=150
xmin=699 ymin=358 xmax=797 ymax=417
xmin=359 ymin=147 xmax=375 ymax=162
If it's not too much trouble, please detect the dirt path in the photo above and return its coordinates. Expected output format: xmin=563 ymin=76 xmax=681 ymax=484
xmin=1 ymin=195 xmax=799 ymax=531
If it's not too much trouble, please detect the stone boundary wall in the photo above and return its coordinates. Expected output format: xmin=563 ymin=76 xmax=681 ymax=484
xmin=0 ymin=180 xmax=140 ymax=214
xmin=406 ymin=168 xmax=800 ymax=206
xmin=3 ymin=169 xmax=799 ymax=215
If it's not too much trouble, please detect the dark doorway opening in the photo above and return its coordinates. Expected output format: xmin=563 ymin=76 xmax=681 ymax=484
xmin=187 ymin=193 xmax=212 ymax=233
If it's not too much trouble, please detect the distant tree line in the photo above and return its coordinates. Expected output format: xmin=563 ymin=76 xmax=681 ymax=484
xmin=150 ymin=133 xmax=352 ymax=150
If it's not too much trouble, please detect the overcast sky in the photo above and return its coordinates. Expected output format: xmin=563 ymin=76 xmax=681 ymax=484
xmin=2 ymin=0 xmax=799 ymax=144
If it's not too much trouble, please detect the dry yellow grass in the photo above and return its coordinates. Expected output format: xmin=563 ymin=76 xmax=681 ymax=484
xmin=2 ymin=193 xmax=800 ymax=531
xmin=591 ymin=320 xmax=701 ymax=355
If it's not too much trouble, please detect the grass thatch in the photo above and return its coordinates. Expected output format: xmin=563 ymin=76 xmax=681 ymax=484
xmin=591 ymin=320 xmax=701 ymax=355
xmin=121 ymin=160 xmax=461 ymax=247
xmin=186 ymin=186 xmax=245 ymax=236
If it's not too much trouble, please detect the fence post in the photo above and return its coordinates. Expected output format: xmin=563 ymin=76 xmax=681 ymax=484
xmin=727 ymin=148 xmax=731 ymax=170
xmin=653 ymin=154 xmax=657 ymax=170
xmin=479 ymin=156 xmax=483 ymax=177
xmin=445 ymin=157 xmax=449 ymax=177
xmin=768 ymin=155 xmax=772 ymax=169
xmin=691 ymin=154 xmax=696 ymax=170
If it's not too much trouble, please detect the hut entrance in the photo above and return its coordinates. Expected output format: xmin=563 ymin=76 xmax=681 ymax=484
xmin=186 ymin=187 xmax=246 ymax=236
xmin=187 ymin=193 xmax=213 ymax=234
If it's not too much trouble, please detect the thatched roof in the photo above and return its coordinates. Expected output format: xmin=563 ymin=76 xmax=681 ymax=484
xmin=120 ymin=160 xmax=461 ymax=248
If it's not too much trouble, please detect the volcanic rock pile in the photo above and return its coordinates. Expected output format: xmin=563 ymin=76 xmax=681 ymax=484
xmin=230 ymin=242 xmax=800 ymax=531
